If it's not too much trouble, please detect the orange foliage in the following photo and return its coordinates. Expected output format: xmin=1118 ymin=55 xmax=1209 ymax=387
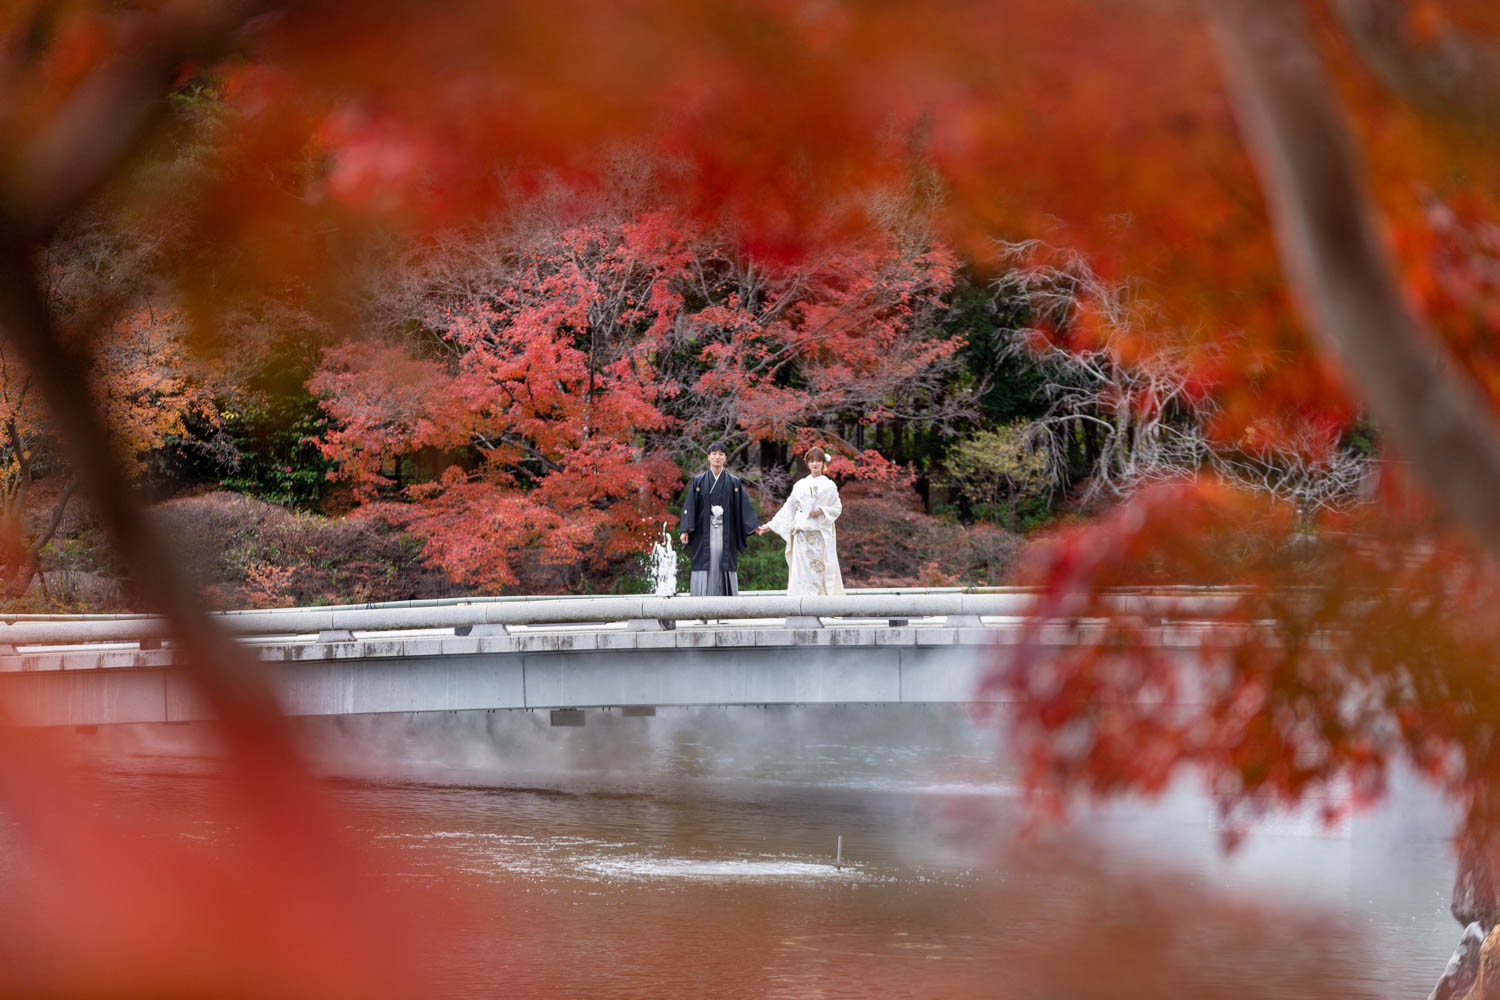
xmin=993 ymin=473 xmax=1500 ymax=854
xmin=9 ymin=0 xmax=1490 ymax=459
xmin=0 ymin=306 xmax=211 ymax=596
xmin=6 ymin=0 xmax=1500 ymax=995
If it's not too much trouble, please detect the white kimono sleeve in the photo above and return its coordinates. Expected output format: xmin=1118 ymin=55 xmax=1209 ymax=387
xmin=818 ymin=480 xmax=841 ymax=524
xmin=766 ymin=485 xmax=799 ymax=541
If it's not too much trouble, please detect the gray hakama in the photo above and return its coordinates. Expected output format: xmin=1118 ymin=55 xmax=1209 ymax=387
xmin=679 ymin=468 xmax=758 ymax=596
xmin=689 ymin=506 xmax=739 ymax=596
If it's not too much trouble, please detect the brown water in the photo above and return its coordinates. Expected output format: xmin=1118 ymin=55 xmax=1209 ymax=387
xmin=26 ymin=706 xmax=1469 ymax=997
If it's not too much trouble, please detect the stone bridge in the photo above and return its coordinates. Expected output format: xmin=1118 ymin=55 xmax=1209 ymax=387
xmin=0 ymin=590 xmax=1235 ymax=727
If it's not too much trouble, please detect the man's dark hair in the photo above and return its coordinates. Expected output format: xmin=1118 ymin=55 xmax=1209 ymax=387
xmin=706 ymin=441 xmax=728 ymax=455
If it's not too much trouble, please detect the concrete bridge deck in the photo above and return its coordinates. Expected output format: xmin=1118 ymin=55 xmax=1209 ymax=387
xmin=0 ymin=590 xmax=1231 ymax=727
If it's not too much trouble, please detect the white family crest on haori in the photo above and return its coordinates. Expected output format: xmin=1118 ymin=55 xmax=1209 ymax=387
xmin=766 ymin=474 xmax=844 ymax=596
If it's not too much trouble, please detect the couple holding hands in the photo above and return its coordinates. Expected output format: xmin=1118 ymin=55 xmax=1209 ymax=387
xmin=678 ymin=442 xmax=843 ymax=598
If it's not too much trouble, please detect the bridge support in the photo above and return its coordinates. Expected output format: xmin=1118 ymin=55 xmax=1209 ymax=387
xmin=626 ymin=619 xmax=676 ymax=632
xmin=454 ymin=624 xmax=511 ymax=637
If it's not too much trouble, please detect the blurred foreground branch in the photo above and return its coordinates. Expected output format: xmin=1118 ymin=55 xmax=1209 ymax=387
xmin=0 ymin=2 xmax=304 ymax=746
xmin=1206 ymin=0 xmax=1500 ymax=561
xmin=1329 ymin=0 xmax=1500 ymax=131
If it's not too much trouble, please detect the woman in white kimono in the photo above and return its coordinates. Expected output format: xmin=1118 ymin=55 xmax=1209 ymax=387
xmin=757 ymin=447 xmax=845 ymax=596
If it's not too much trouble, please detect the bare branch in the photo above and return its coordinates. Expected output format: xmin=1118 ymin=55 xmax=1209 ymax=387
xmin=996 ymin=239 xmax=1373 ymax=513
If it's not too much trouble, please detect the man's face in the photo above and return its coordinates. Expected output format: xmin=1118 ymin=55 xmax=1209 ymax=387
xmin=707 ymin=449 xmax=727 ymax=474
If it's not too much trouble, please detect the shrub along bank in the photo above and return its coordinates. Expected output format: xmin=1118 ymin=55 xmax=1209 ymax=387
xmin=21 ymin=485 xmax=1024 ymax=613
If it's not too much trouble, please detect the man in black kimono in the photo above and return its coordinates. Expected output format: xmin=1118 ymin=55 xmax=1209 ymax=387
xmin=678 ymin=441 xmax=759 ymax=596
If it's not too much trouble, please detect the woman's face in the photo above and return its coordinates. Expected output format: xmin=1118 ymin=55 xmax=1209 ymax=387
xmin=807 ymin=459 xmax=825 ymax=477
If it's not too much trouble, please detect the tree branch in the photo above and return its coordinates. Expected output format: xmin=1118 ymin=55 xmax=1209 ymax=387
xmin=0 ymin=1 xmax=272 ymax=243
xmin=0 ymin=257 xmax=287 ymax=728
xmin=1205 ymin=0 xmax=1500 ymax=559
xmin=0 ymin=0 xmax=319 ymax=768
xmin=1328 ymin=0 xmax=1500 ymax=132
xmin=26 ymin=475 xmax=75 ymax=566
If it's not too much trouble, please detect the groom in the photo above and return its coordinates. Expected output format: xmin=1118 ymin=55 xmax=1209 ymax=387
xmin=678 ymin=441 xmax=759 ymax=596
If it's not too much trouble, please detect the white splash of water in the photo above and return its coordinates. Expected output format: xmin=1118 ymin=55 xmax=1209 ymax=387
xmin=576 ymin=856 xmax=865 ymax=881
xmin=646 ymin=521 xmax=677 ymax=596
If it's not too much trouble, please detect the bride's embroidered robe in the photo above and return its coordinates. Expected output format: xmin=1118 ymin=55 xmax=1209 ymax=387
xmin=765 ymin=475 xmax=844 ymax=596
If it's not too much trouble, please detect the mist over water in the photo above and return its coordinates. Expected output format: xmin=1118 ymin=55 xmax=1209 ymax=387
xmin=37 ymin=705 xmax=1467 ymax=997
xmin=298 ymin=704 xmax=1014 ymax=793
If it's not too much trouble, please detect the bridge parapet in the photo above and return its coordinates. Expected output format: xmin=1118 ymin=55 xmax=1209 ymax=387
xmin=0 ymin=589 xmax=1246 ymax=651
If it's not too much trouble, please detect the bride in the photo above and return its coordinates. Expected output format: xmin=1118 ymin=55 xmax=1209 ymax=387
xmin=757 ymin=446 xmax=845 ymax=596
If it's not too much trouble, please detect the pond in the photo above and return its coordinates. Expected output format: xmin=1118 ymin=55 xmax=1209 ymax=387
xmin=12 ymin=705 xmax=1465 ymax=997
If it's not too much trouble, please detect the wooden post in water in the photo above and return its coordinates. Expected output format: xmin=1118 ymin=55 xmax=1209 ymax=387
xmin=836 ymin=835 xmax=842 ymax=870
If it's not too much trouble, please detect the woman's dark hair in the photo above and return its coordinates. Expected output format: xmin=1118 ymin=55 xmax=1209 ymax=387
xmin=804 ymin=447 xmax=829 ymax=465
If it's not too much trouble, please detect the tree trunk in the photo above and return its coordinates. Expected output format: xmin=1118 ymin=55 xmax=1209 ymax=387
xmin=1208 ymin=0 xmax=1500 ymax=562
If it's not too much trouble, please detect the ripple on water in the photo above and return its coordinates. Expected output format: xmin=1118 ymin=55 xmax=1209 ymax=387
xmin=575 ymin=855 xmax=870 ymax=882
xmin=371 ymin=830 xmax=871 ymax=885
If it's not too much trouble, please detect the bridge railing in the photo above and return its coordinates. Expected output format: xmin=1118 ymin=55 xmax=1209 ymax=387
xmin=0 ymin=589 xmax=1249 ymax=649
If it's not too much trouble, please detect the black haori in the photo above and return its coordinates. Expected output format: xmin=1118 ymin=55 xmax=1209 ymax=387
xmin=678 ymin=469 xmax=759 ymax=596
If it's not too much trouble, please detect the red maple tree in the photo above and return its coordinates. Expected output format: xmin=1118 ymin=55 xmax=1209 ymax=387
xmin=310 ymin=180 xmax=963 ymax=588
